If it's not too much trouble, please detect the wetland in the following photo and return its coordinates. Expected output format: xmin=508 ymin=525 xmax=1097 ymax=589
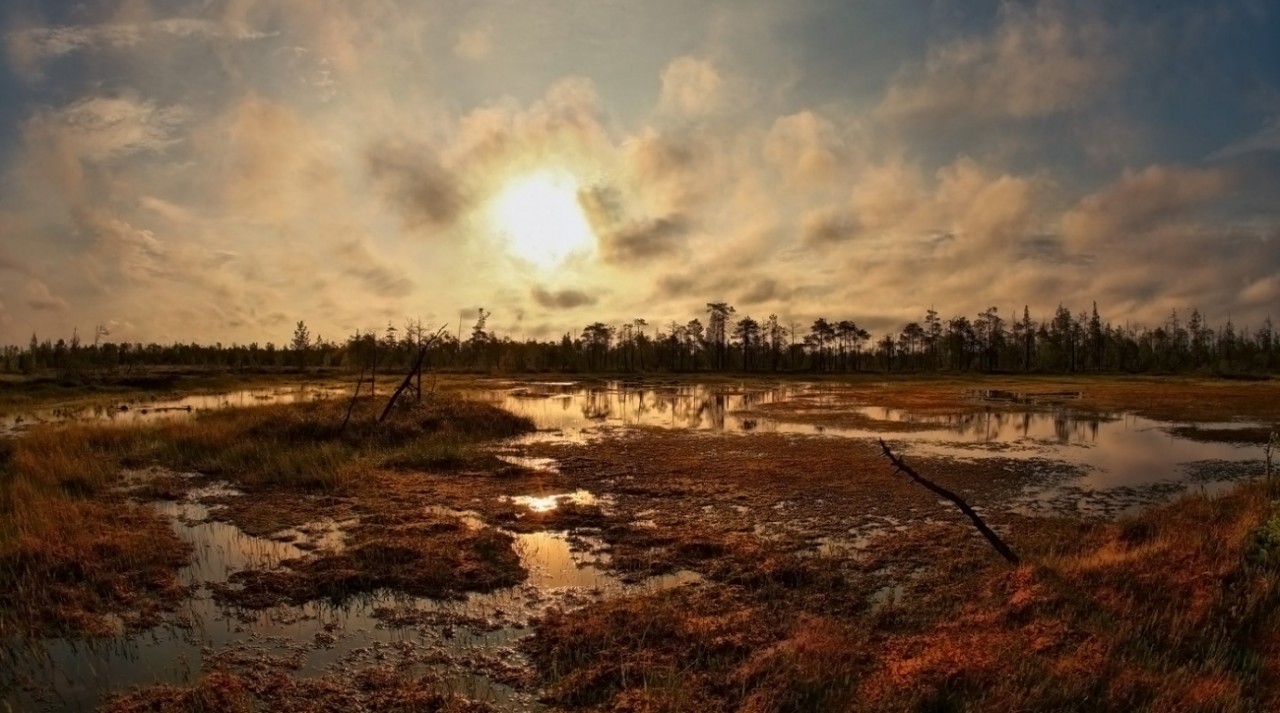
xmin=2 ymin=374 xmax=1279 ymax=712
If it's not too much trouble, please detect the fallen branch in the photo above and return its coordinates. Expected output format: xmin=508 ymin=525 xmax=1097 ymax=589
xmin=878 ymin=439 xmax=1020 ymax=565
xmin=378 ymin=325 xmax=448 ymax=424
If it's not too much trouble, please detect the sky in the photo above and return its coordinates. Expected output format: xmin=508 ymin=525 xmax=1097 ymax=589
xmin=1 ymin=0 xmax=1278 ymax=346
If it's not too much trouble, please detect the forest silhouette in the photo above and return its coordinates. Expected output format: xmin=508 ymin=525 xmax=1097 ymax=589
xmin=5 ymin=303 xmax=1276 ymax=376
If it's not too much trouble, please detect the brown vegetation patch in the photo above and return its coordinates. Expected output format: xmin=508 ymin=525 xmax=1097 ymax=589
xmin=847 ymin=376 xmax=1280 ymax=423
xmin=526 ymin=484 xmax=1280 ymax=712
xmin=0 ymin=500 xmax=190 ymax=638
xmin=1167 ymin=425 xmax=1278 ymax=445
xmin=212 ymin=514 xmax=525 ymax=608
xmin=518 ymin=428 xmax=1059 ymax=550
xmin=0 ymin=393 xmax=536 ymax=638
xmin=525 ymin=584 xmax=865 ymax=712
xmin=101 ymin=667 xmax=492 ymax=713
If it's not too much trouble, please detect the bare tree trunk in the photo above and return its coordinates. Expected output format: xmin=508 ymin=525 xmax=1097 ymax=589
xmin=877 ymin=439 xmax=1020 ymax=564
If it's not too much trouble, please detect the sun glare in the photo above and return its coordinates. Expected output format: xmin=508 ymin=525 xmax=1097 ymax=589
xmin=489 ymin=170 xmax=596 ymax=268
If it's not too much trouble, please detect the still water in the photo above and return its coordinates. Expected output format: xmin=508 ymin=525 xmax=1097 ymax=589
xmin=3 ymin=486 xmax=696 ymax=712
xmin=479 ymin=381 xmax=1266 ymax=493
xmin=0 ymin=386 xmax=342 ymax=436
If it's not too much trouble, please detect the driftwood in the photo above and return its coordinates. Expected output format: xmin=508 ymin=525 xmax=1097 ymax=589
xmin=878 ymin=439 xmax=1020 ymax=565
xmin=377 ymin=325 xmax=448 ymax=424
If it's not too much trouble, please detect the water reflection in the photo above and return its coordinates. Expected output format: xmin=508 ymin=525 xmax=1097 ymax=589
xmin=482 ymin=381 xmax=1265 ymax=492
xmin=476 ymin=382 xmax=810 ymax=433
xmin=0 ymin=386 xmax=342 ymax=436
xmin=3 ymin=488 xmax=695 ymax=713
xmin=506 ymin=490 xmax=600 ymax=513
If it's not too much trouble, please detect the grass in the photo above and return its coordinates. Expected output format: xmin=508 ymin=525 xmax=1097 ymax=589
xmin=1167 ymin=425 xmax=1279 ymax=445
xmin=102 ymin=667 xmax=494 ymax=713
xmin=525 ymin=485 xmax=1280 ymax=712
xmin=212 ymin=511 xmax=526 ymax=608
xmin=0 ymin=393 xmax=535 ymax=638
xmin=0 ymin=368 xmax=349 ymax=416
xmin=6 ymin=372 xmax=1280 ymax=709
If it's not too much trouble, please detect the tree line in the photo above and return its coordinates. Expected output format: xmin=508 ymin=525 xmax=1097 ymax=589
xmin=4 ymin=303 xmax=1277 ymax=377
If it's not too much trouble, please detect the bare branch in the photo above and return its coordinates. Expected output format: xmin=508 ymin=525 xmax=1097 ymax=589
xmin=878 ymin=439 xmax=1020 ymax=565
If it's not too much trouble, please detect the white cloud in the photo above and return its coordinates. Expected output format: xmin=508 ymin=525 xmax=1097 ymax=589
xmin=37 ymin=96 xmax=192 ymax=162
xmin=6 ymin=19 xmax=273 ymax=79
xmin=1061 ymin=165 xmax=1230 ymax=250
xmin=878 ymin=2 xmax=1116 ymax=122
xmin=658 ymin=56 xmax=724 ymax=116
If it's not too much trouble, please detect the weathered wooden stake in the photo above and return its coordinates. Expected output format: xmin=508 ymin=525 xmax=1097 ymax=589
xmin=878 ymin=439 xmax=1020 ymax=565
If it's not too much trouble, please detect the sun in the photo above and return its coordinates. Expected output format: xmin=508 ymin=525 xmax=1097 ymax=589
xmin=489 ymin=170 xmax=596 ymax=268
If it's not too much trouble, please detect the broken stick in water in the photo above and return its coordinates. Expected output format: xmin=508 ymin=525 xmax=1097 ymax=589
xmin=878 ymin=438 xmax=1020 ymax=565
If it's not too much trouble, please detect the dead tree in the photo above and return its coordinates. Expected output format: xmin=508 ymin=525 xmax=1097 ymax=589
xmin=378 ymin=325 xmax=448 ymax=423
xmin=878 ymin=439 xmax=1020 ymax=565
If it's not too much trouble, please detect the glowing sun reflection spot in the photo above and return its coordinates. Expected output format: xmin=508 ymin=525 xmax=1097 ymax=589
xmin=508 ymin=490 xmax=599 ymax=513
xmin=489 ymin=170 xmax=596 ymax=268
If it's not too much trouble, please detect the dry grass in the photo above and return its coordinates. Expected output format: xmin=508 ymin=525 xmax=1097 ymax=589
xmin=852 ymin=375 xmax=1280 ymax=423
xmin=1167 ymin=425 xmax=1279 ymax=445
xmin=0 ymin=426 xmax=191 ymax=638
xmin=6 ymin=373 xmax=1280 ymax=708
xmin=212 ymin=512 xmax=525 ymax=608
xmin=0 ymin=394 xmax=535 ymax=638
xmin=527 ymin=484 xmax=1280 ymax=712
xmin=102 ymin=667 xmax=493 ymax=713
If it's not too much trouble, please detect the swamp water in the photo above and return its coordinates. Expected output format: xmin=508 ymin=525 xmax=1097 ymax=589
xmin=479 ymin=381 xmax=1267 ymax=512
xmin=0 ymin=385 xmax=344 ymax=436
xmin=2 ymin=380 xmax=1270 ymax=711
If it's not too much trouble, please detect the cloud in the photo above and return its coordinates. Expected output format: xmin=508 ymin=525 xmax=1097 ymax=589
xmin=598 ymin=215 xmax=690 ymax=265
xmin=334 ymin=239 xmax=415 ymax=298
xmin=32 ymin=96 xmax=192 ymax=162
xmin=531 ymin=286 xmax=597 ymax=309
xmin=739 ymin=278 xmax=788 ymax=305
xmin=1061 ymin=165 xmax=1231 ymax=250
xmin=73 ymin=206 xmax=173 ymax=282
xmin=16 ymin=95 xmax=192 ymax=202
xmin=809 ymin=156 xmax=1046 ymax=251
xmin=192 ymin=96 xmax=344 ymax=225
xmin=658 ymin=56 xmax=724 ymax=116
xmin=1239 ymin=275 xmax=1280 ymax=308
xmin=763 ymin=111 xmax=848 ymax=186
xmin=454 ymin=27 xmax=492 ymax=61
xmin=620 ymin=129 xmax=725 ymax=215
xmin=656 ymin=274 xmax=697 ymax=298
xmin=366 ymin=140 xmax=467 ymax=231
xmin=802 ymin=208 xmax=860 ymax=245
xmin=0 ymin=254 xmax=26 ymax=274
xmin=24 ymin=279 xmax=68 ymax=311
xmin=877 ymin=2 xmax=1116 ymax=122
xmin=6 ymin=18 xmax=272 ymax=79
xmin=1207 ymin=117 xmax=1280 ymax=161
